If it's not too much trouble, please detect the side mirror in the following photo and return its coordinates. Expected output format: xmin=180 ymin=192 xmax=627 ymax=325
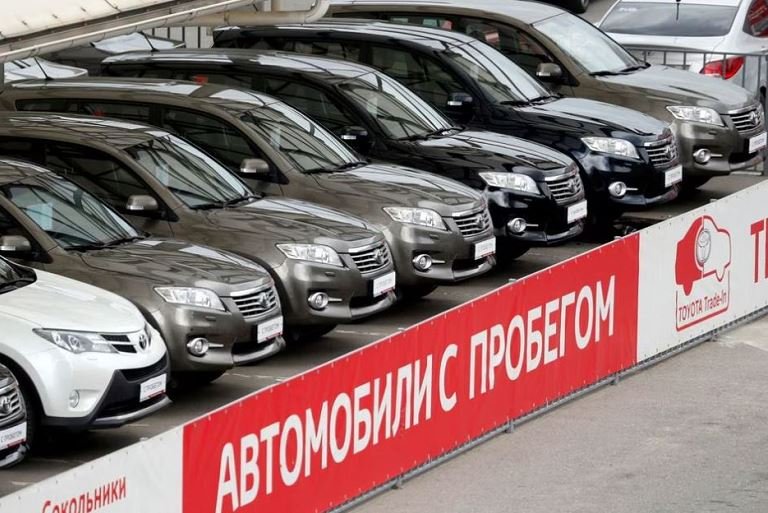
xmin=536 ymin=62 xmax=563 ymax=83
xmin=126 ymin=195 xmax=159 ymax=213
xmin=0 ymin=235 xmax=32 ymax=253
xmin=338 ymin=126 xmax=371 ymax=152
xmin=445 ymin=92 xmax=474 ymax=122
xmin=240 ymin=158 xmax=271 ymax=177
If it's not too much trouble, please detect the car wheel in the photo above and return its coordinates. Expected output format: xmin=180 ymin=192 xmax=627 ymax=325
xmin=398 ymin=284 xmax=439 ymax=301
xmin=562 ymin=0 xmax=589 ymax=13
xmin=681 ymin=176 xmax=711 ymax=193
xmin=15 ymin=378 xmax=37 ymax=453
xmin=284 ymin=324 xmax=337 ymax=343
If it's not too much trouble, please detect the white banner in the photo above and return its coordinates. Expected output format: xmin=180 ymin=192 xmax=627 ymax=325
xmin=0 ymin=428 xmax=182 ymax=513
xmin=638 ymin=180 xmax=768 ymax=361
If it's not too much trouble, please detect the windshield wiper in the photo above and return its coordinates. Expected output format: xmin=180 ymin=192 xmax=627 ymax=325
xmin=0 ymin=276 xmax=35 ymax=293
xmin=220 ymin=193 xmax=262 ymax=208
xmin=591 ymin=63 xmax=649 ymax=76
xmin=306 ymin=161 xmax=367 ymax=173
xmin=69 ymin=242 xmax=108 ymax=251
xmin=104 ymin=235 xmax=145 ymax=247
xmin=500 ymin=94 xmax=559 ymax=106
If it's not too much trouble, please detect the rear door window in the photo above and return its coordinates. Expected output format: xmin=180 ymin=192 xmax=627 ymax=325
xmin=291 ymin=41 xmax=362 ymax=61
xmin=261 ymin=78 xmax=358 ymax=133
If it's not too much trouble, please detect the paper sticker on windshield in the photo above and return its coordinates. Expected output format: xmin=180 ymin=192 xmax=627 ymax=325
xmin=25 ymin=203 xmax=54 ymax=231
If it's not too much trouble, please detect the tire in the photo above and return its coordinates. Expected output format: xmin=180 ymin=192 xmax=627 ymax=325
xmin=681 ymin=176 xmax=711 ymax=192
xmin=284 ymin=324 xmax=337 ymax=344
xmin=496 ymin=240 xmax=530 ymax=262
xmin=15 ymin=378 xmax=37 ymax=453
xmin=397 ymin=284 xmax=439 ymax=301
xmin=561 ymin=0 xmax=589 ymax=14
xmin=173 ymin=371 xmax=225 ymax=388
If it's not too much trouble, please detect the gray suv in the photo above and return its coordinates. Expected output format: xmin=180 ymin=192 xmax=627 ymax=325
xmin=0 ymin=79 xmax=496 ymax=297
xmin=0 ymin=158 xmax=285 ymax=384
xmin=0 ymin=113 xmax=397 ymax=342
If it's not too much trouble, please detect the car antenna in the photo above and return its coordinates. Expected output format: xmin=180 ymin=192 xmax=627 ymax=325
xmin=676 ymin=0 xmax=681 ymax=21
xmin=33 ymin=57 xmax=53 ymax=81
xmin=140 ymin=32 xmax=160 ymax=52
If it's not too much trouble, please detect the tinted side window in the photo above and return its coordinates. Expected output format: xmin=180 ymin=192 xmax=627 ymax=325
xmin=161 ymin=108 xmax=262 ymax=172
xmin=16 ymin=99 xmax=77 ymax=113
xmin=457 ymin=18 xmax=553 ymax=76
xmin=262 ymin=79 xmax=357 ymax=133
xmin=185 ymin=72 xmax=253 ymax=90
xmin=74 ymin=101 xmax=152 ymax=124
xmin=291 ymin=41 xmax=362 ymax=61
xmin=43 ymin=143 xmax=154 ymax=212
xmin=370 ymin=46 xmax=464 ymax=107
xmin=386 ymin=14 xmax=456 ymax=30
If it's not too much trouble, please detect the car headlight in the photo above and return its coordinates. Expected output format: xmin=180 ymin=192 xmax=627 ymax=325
xmin=478 ymin=172 xmax=541 ymax=196
xmin=276 ymin=243 xmax=343 ymax=267
xmin=383 ymin=207 xmax=447 ymax=230
xmin=581 ymin=137 xmax=639 ymax=159
xmin=33 ymin=329 xmax=117 ymax=354
xmin=155 ymin=287 xmax=225 ymax=311
xmin=666 ymin=106 xmax=724 ymax=126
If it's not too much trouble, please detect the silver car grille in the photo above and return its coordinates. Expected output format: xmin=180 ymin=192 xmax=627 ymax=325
xmin=0 ymin=385 xmax=23 ymax=423
xmin=453 ymin=208 xmax=492 ymax=238
xmin=231 ymin=286 xmax=279 ymax=319
xmin=645 ymin=137 xmax=679 ymax=168
xmin=350 ymin=241 xmax=391 ymax=274
xmin=546 ymin=173 xmax=584 ymax=205
xmin=101 ymin=329 xmax=151 ymax=354
xmin=729 ymin=106 xmax=764 ymax=133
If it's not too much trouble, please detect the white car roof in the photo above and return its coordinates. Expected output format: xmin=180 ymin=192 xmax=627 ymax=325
xmin=614 ymin=0 xmax=741 ymax=5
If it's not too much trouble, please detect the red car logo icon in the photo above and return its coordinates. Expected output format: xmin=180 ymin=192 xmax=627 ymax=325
xmin=675 ymin=215 xmax=731 ymax=296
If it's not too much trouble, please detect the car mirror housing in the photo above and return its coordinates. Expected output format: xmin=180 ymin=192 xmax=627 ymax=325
xmin=338 ymin=126 xmax=371 ymax=152
xmin=240 ymin=158 xmax=271 ymax=177
xmin=126 ymin=195 xmax=159 ymax=213
xmin=536 ymin=62 xmax=563 ymax=83
xmin=445 ymin=92 xmax=474 ymax=121
xmin=0 ymin=235 xmax=32 ymax=253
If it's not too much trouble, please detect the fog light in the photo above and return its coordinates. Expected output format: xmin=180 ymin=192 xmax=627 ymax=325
xmin=412 ymin=254 xmax=433 ymax=271
xmin=69 ymin=391 xmax=80 ymax=408
xmin=693 ymin=148 xmax=712 ymax=164
xmin=308 ymin=292 xmax=329 ymax=310
xmin=608 ymin=181 xmax=627 ymax=198
xmin=507 ymin=218 xmax=527 ymax=234
xmin=186 ymin=337 xmax=210 ymax=357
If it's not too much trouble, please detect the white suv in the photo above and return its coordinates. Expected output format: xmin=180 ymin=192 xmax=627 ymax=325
xmin=0 ymin=257 xmax=170 ymax=444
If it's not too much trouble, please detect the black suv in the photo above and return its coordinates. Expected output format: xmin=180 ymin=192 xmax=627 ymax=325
xmin=213 ymin=20 xmax=683 ymax=219
xmin=102 ymin=50 xmax=587 ymax=252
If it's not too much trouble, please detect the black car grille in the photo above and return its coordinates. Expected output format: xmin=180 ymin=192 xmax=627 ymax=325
xmin=121 ymin=355 xmax=168 ymax=382
xmin=231 ymin=286 xmax=279 ymax=319
xmin=0 ymin=386 xmax=23 ymax=425
xmin=546 ymin=173 xmax=584 ymax=205
xmin=453 ymin=209 xmax=492 ymax=238
xmin=350 ymin=241 xmax=391 ymax=274
xmin=645 ymin=137 xmax=679 ymax=168
xmin=729 ymin=106 xmax=764 ymax=133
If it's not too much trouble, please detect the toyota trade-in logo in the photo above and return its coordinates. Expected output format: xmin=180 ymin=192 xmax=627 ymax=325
xmin=674 ymin=215 xmax=731 ymax=330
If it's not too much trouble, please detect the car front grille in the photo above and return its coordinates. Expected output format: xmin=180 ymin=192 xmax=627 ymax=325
xmin=453 ymin=208 xmax=492 ymax=238
xmin=0 ymin=386 xmax=23 ymax=424
xmin=645 ymin=137 xmax=679 ymax=168
xmin=101 ymin=330 xmax=151 ymax=354
xmin=121 ymin=355 xmax=168 ymax=382
xmin=350 ymin=241 xmax=391 ymax=274
xmin=231 ymin=286 xmax=279 ymax=319
xmin=546 ymin=173 xmax=584 ymax=205
xmin=729 ymin=105 xmax=764 ymax=133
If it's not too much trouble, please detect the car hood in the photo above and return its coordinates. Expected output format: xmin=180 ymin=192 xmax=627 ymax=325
xmin=522 ymin=96 xmax=666 ymax=137
xmin=78 ymin=238 xmax=272 ymax=289
xmin=595 ymin=65 xmax=757 ymax=112
xmin=311 ymin=163 xmax=482 ymax=213
xmin=205 ymin=197 xmax=382 ymax=249
xmin=411 ymin=129 xmax=574 ymax=180
xmin=0 ymin=269 xmax=143 ymax=332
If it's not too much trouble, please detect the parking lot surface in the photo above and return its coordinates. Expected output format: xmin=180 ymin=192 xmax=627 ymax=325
xmin=0 ymin=175 xmax=762 ymax=497
xmin=354 ymin=315 xmax=768 ymax=513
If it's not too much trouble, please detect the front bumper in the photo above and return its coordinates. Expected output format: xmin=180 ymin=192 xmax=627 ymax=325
xmin=382 ymin=217 xmax=495 ymax=287
xmin=0 ymin=381 xmax=26 ymax=468
xmin=150 ymin=287 xmax=286 ymax=373
xmin=273 ymin=256 xmax=396 ymax=327
xmin=42 ymin=354 xmax=172 ymax=430
xmin=673 ymin=116 xmax=766 ymax=176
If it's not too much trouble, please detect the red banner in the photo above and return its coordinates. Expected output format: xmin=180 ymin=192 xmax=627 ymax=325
xmin=182 ymin=234 xmax=640 ymax=513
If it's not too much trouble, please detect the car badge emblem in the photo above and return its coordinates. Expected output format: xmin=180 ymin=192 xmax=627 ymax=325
xmin=750 ymin=110 xmax=759 ymax=126
xmin=254 ymin=292 xmax=269 ymax=310
xmin=0 ymin=396 xmax=12 ymax=416
xmin=373 ymin=248 xmax=385 ymax=265
xmin=138 ymin=333 xmax=149 ymax=351
xmin=567 ymin=180 xmax=577 ymax=194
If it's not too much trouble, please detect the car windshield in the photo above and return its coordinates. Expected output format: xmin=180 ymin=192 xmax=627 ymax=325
xmin=2 ymin=173 xmax=140 ymax=250
xmin=535 ymin=13 xmax=638 ymax=74
xmin=126 ymin=134 xmax=253 ymax=208
xmin=601 ymin=2 xmax=739 ymax=37
xmin=339 ymin=71 xmax=454 ymax=140
xmin=443 ymin=40 xmax=551 ymax=103
xmin=240 ymin=101 xmax=360 ymax=173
